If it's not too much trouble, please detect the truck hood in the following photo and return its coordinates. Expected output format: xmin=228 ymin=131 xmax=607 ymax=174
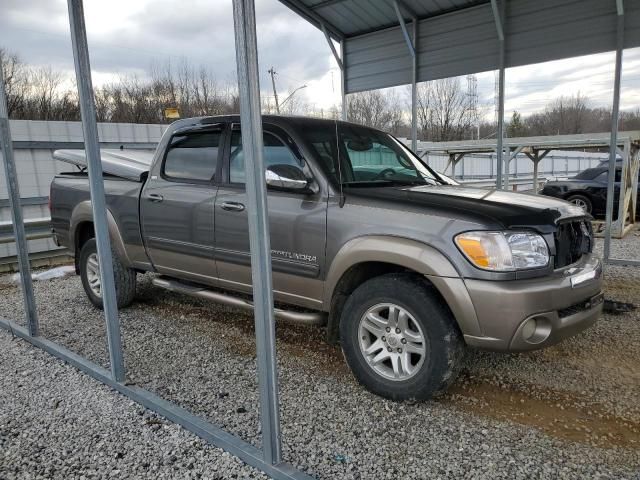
xmin=345 ymin=185 xmax=587 ymax=232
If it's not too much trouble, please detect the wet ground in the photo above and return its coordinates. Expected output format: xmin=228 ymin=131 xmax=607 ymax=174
xmin=1 ymin=234 xmax=639 ymax=479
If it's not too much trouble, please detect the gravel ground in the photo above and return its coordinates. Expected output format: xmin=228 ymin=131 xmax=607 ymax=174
xmin=0 ymin=233 xmax=639 ymax=479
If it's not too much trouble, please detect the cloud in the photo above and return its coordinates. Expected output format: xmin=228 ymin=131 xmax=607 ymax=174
xmin=1 ymin=0 xmax=639 ymax=115
xmin=0 ymin=0 xmax=333 ymax=103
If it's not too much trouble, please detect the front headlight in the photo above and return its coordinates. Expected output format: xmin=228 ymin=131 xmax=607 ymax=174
xmin=455 ymin=231 xmax=549 ymax=271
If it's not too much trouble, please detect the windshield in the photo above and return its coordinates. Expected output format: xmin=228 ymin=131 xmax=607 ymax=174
xmin=300 ymin=121 xmax=446 ymax=187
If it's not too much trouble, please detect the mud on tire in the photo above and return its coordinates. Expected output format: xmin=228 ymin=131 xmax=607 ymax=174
xmin=339 ymin=273 xmax=464 ymax=401
xmin=79 ymin=238 xmax=137 ymax=309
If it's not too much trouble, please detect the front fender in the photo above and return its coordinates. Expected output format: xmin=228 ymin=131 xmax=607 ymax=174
xmin=69 ymin=201 xmax=132 ymax=267
xmin=324 ymin=235 xmax=483 ymax=338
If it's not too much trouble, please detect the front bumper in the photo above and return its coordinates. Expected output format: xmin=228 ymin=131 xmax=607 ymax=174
xmin=462 ymin=253 xmax=603 ymax=352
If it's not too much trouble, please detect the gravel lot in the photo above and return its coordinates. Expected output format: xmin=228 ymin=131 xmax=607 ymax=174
xmin=1 ymin=233 xmax=639 ymax=479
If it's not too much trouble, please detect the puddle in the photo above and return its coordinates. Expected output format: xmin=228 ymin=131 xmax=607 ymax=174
xmin=444 ymin=377 xmax=640 ymax=449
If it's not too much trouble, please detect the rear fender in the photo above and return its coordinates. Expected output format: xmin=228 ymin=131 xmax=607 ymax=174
xmin=69 ymin=200 xmax=132 ymax=267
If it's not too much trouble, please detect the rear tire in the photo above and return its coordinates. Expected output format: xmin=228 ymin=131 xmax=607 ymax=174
xmin=339 ymin=273 xmax=464 ymax=401
xmin=567 ymin=194 xmax=592 ymax=214
xmin=79 ymin=238 xmax=137 ymax=309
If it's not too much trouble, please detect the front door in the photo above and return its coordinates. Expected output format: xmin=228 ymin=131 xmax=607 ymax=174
xmin=141 ymin=125 xmax=224 ymax=284
xmin=214 ymin=124 xmax=327 ymax=309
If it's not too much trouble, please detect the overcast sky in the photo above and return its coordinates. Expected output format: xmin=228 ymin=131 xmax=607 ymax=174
xmin=2 ymin=0 xmax=639 ymax=119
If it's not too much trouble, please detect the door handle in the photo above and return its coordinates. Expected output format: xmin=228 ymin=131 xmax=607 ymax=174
xmin=221 ymin=201 xmax=245 ymax=212
xmin=147 ymin=193 xmax=164 ymax=202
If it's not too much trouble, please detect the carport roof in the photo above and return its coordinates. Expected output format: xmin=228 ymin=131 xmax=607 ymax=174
xmin=279 ymin=0 xmax=485 ymax=39
xmin=279 ymin=0 xmax=640 ymax=94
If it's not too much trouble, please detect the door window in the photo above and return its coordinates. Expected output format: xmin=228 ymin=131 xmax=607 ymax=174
xmin=163 ymin=130 xmax=221 ymax=182
xmin=229 ymin=130 xmax=302 ymax=184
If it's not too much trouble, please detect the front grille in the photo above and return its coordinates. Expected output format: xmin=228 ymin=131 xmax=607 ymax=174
xmin=554 ymin=220 xmax=593 ymax=269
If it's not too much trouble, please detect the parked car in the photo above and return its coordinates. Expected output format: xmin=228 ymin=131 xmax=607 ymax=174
xmin=49 ymin=115 xmax=603 ymax=400
xmin=541 ymin=161 xmax=639 ymax=216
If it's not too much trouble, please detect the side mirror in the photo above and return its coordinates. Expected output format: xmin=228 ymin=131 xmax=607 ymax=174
xmin=265 ymin=164 xmax=309 ymax=191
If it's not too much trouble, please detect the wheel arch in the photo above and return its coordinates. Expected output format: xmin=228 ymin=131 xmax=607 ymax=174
xmin=323 ymin=236 xmax=479 ymax=343
xmin=69 ymin=201 xmax=132 ymax=270
xmin=563 ymin=190 xmax=593 ymax=202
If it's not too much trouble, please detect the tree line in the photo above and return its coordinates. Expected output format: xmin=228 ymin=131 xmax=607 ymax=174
xmin=2 ymin=48 xmax=639 ymax=141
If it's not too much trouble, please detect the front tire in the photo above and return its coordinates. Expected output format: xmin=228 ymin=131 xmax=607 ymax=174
xmin=79 ymin=238 xmax=137 ymax=309
xmin=339 ymin=273 xmax=464 ymax=401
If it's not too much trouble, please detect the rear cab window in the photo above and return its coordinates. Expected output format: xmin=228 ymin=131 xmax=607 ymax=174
xmin=163 ymin=130 xmax=222 ymax=183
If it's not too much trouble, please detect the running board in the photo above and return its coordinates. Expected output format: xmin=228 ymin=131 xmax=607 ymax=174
xmin=151 ymin=277 xmax=326 ymax=326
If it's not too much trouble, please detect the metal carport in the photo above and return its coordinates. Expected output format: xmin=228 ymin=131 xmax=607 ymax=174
xmin=280 ymin=0 xmax=640 ymax=266
xmin=1 ymin=2 xmax=639 ymax=480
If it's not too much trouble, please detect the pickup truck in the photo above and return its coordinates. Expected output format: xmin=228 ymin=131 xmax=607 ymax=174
xmin=50 ymin=115 xmax=604 ymax=400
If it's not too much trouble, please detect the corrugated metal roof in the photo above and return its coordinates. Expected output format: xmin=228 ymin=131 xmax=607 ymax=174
xmin=279 ymin=0 xmax=640 ymax=93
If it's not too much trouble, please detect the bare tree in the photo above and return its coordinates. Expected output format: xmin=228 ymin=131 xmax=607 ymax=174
xmin=526 ymin=93 xmax=590 ymax=135
xmin=416 ymin=78 xmax=475 ymax=141
xmin=347 ymin=89 xmax=405 ymax=132
xmin=0 ymin=49 xmax=29 ymax=117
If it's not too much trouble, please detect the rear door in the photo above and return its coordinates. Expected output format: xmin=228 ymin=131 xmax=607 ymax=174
xmin=141 ymin=124 xmax=225 ymax=284
xmin=214 ymin=124 xmax=327 ymax=309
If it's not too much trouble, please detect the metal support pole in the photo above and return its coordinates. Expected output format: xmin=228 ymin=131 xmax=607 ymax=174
xmin=615 ymin=141 xmax=630 ymax=230
xmin=0 ymin=61 xmax=39 ymax=337
xmin=67 ymin=0 xmax=125 ymax=383
xmin=527 ymin=150 xmax=548 ymax=194
xmin=492 ymin=0 xmax=506 ymax=189
xmin=321 ymin=24 xmax=346 ymax=120
xmin=604 ymin=1 xmax=624 ymax=261
xmin=393 ymin=0 xmax=418 ymax=152
xmin=340 ymin=41 xmax=347 ymax=121
xmin=232 ymin=0 xmax=282 ymax=465
xmin=411 ymin=19 xmax=418 ymax=153
xmin=503 ymin=148 xmax=511 ymax=189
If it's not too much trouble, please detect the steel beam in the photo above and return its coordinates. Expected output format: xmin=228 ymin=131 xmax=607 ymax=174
xmin=321 ymin=23 xmax=346 ymax=120
xmin=490 ymin=0 xmax=505 ymax=41
xmin=340 ymin=40 xmax=347 ymax=120
xmin=67 ymin=0 xmax=125 ymax=383
xmin=0 ymin=318 xmax=311 ymax=480
xmin=0 ymin=59 xmax=39 ymax=337
xmin=322 ymin=24 xmax=343 ymax=70
xmin=411 ymin=18 xmax=418 ymax=153
xmin=392 ymin=1 xmax=415 ymax=57
xmin=604 ymin=1 xmax=624 ymax=262
xmin=493 ymin=0 xmax=506 ymax=189
xmin=277 ymin=0 xmax=344 ymax=40
xmin=392 ymin=0 xmax=418 ymax=152
xmin=232 ymin=0 xmax=282 ymax=466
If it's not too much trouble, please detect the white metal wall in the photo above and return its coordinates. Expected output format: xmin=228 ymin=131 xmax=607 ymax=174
xmin=422 ymin=150 xmax=608 ymax=180
xmin=0 ymin=120 xmax=166 ymax=258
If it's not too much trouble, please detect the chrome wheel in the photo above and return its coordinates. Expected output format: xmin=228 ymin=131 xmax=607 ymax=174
xmin=86 ymin=252 xmax=102 ymax=297
xmin=357 ymin=303 xmax=427 ymax=381
xmin=570 ymin=197 xmax=589 ymax=212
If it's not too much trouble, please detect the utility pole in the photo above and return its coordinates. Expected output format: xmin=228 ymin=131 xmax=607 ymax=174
xmin=268 ymin=67 xmax=279 ymax=114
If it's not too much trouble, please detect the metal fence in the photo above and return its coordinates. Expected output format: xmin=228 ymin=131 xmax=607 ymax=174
xmin=421 ymin=151 xmax=607 ymax=181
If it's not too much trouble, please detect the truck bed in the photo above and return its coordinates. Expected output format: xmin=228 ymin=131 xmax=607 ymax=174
xmin=53 ymin=149 xmax=155 ymax=182
xmin=49 ymin=172 xmax=149 ymax=267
